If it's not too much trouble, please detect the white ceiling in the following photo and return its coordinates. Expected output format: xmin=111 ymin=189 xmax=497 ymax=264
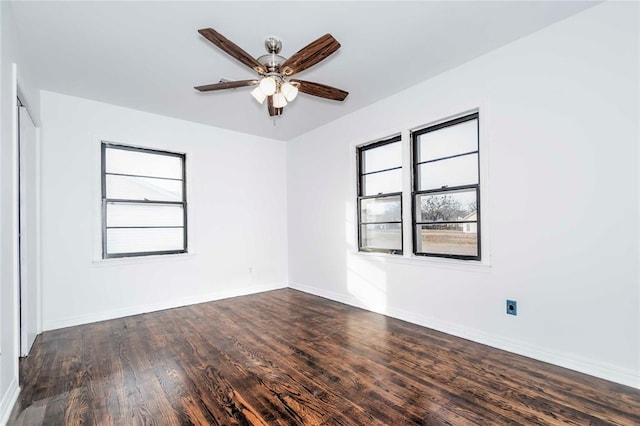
xmin=9 ymin=1 xmax=597 ymax=141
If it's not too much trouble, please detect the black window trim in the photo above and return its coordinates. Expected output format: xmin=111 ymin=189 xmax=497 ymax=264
xmin=411 ymin=113 xmax=481 ymax=261
xmin=101 ymin=141 xmax=188 ymax=259
xmin=357 ymin=135 xmax=403 ymax=255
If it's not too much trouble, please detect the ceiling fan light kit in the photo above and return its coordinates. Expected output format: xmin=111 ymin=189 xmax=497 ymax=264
xmin=194 ymin=28 xmax=348 ymax=118
xmin=251 ymin=76 xmax=299 ymax=108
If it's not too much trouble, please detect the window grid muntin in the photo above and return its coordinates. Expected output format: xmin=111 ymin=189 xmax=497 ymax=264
xmin=101 ymin=142 xmax=187 ymax=258
xmin=412 ymin=113 xmax=481 ymax=260
xmin=415 ymin=150 xmax=478 ymax=167
xmin=360 ymin=165 xmax=403 ymax=176
xmin=104 ymin=171 xmax=183 ymax=181
xmin=357 ymin=136 xmax=403 ymax=255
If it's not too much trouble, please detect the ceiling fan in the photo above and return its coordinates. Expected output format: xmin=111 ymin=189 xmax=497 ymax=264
xmin=194 ymin=28 xmax=349 ymax=117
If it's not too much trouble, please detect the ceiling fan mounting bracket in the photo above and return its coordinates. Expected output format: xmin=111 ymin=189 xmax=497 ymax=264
xmin=264 ymin=37 xmax=282 ymax=54
xmin=257 ymin=37 xmax=286 ymax=72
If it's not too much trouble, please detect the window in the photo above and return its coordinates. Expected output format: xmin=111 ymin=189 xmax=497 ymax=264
xmin=412 ymin=113 xmax=480 ymax=260
xmin=357 ymin=136 xmax=402 ymax=254
xmin=101 ymin=142 xmax=187 ymax=258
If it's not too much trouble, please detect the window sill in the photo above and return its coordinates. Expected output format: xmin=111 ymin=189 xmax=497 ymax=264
xmin=351 ymin=250 xmax=492 ymax=272
xmin=92 ymin=251 xmax=195 ymax=267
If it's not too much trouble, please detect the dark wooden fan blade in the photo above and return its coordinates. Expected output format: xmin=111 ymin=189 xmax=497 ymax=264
xmin=291 ymin=79 xmax=349 ymax=101
xmin=194 ymin=79 xmax=259 ymax=92
xmin=198 ymin=28 xmax=266 ymax=74
xmin=281 ymin=34 xmax=340 ymax=76
xmin=194 ymin=80 xmax=258 ymax=92
xmin=267 ymin=96 xmax=284 ymax=117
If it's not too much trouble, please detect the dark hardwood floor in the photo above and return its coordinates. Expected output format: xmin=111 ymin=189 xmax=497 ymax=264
xmin=8 ymin=289 xmax=640 ymax=425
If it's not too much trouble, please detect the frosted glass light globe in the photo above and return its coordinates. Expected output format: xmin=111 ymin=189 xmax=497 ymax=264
xmin=250 ymin=86 xmax=267 ymax=104
xmin=272 ymin=92 xmax=288 ymax=108
xmin=281 ymin=82 xmax=298 ymax=102
xmin=259 ymin=77 xmax=276 ymax=96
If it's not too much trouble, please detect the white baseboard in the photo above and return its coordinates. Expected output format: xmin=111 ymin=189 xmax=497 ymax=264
xmin=289 ymin=282 xmax=640 ymax=390
xmin=43 ymin=282 xmax=287 ymax=331
xmin=0 ymin=377 xmax=19 ymax=426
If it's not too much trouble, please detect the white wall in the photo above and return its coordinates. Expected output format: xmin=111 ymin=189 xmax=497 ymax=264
xmin=39 ymin=91 xmax=288 ymax=330
xmin=287 ymin=2 xmax=639 ymax=388
xmin=0 ymin=2 xmax=41 ymax=423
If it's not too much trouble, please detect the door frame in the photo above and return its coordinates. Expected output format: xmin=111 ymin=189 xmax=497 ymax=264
xmin=12 ymin=65 xmax=42 ymax=363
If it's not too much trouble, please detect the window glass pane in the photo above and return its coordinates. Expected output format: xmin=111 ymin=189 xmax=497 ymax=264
xmin=362 ymin=141 xmax=401 ymax=173
xmin=106 ymin=174 xmax=183 ymax=201
xmin=416 ymin=224 xmax=477 ymax=256
xmin=107 ymin=203 xmax=184 ymax=227
xmin=417 ymin=153 xmax=478 ymax=190
xmin=106 ymin=227 xmax=184 ymax=254
xmin=416 ymin=189 xmax=476 ymax=223
xmin=360 ymin=196 xmax=401 ymax=223
xmin=417 ymin=118 xmax=478 ymax=162
xmin=361 ymin=223 xmax=402 ymax=251
xmin=106 ymin=147 xmax=183 ymax=179
xmin=362 ymin=168 xmax=402 ymax=196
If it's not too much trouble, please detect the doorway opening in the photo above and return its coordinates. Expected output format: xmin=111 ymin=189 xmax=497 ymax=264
xmin=17 ymin=95 xmax=39 ymax=367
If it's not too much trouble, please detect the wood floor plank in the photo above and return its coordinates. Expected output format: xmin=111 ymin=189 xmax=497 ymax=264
xmin=8 ymin=289 xmax=640 ymax=425
xmin=189 ymin=304 xmax=379 ymax=425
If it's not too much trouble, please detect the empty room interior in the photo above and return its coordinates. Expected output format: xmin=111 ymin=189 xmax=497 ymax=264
xmin=1 ymin=1 xmax=639 ymax=424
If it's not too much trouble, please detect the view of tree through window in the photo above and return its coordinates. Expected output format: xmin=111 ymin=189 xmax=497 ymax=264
xmin=357 ymin=136 xmax=402 ymax=254
xmin=102 ymin=142 xmax=187 ymax=258
xmin=412 ymin=114 xmax=480 ymax=260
